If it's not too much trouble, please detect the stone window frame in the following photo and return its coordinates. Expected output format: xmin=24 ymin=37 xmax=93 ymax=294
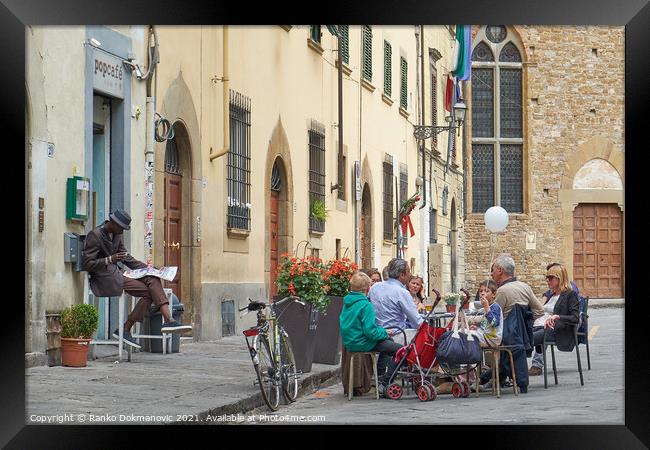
xmin=469 ymin=26 xmax=526 ymax=215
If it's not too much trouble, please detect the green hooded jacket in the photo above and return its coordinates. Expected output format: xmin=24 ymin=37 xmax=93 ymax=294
xmin=339 ymin=291 xmax=389 ymax=352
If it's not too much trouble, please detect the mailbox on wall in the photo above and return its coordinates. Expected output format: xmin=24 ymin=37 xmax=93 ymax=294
xmin=66 ymin=176 xmax=90 ymax=221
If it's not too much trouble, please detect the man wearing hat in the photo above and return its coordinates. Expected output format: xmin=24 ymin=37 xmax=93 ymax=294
xmin=82 ymin=209 xmax=188 ymax=348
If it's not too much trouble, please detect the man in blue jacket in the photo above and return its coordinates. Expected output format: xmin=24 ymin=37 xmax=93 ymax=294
xmin=340 ymin=271 xmax=402 ymax=396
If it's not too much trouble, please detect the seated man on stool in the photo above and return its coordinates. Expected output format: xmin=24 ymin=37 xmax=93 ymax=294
xmin=82 ymin=209 xmax=189 ymax=348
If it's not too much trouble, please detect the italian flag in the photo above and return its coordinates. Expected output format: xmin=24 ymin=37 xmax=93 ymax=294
xmin=451 ymin=25 xmax=472 ymax=81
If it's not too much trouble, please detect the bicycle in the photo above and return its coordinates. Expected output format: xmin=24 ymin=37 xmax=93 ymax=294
xmin=240 ymin=295 xmax=303 ymax=411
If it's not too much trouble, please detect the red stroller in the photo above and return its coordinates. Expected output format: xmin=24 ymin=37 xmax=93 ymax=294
xmin=383 ymin=288 xmax=480 ymax=401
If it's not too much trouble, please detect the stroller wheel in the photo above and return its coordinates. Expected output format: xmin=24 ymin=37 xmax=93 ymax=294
xmin=461 ymin=381 xmax=470 ymax=398
xmin=452 ymin=382 xmax=463 ymax=398
xmin=424 ymin=382 xmax=437 ymax=401
xmin=417 ymin=385 xmax=430 ymax=401
xmin=387 ymin=383 xmax=403 ymax=400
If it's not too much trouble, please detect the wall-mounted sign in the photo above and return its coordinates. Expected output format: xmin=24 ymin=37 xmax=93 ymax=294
xmin=526 ymin=232 xmax=537 ymax=250
xmin=93 ymin=49 xmax=125 ymax=99
xmin=355 ymin=161 xmax=361 ymax=201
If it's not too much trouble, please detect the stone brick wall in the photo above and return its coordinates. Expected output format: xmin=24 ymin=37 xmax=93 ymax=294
xmin=464 ymin=26 xmax=625 ymax=296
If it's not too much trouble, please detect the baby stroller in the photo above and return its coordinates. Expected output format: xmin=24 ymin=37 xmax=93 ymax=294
xmin=383 ymin=289 xmax=480 ymax=401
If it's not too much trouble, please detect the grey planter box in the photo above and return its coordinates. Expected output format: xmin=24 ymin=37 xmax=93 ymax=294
xmin=313 ymin=295 xmax=344 ymax=365
xmin=274 ymin=296 xmax=319 ymax=374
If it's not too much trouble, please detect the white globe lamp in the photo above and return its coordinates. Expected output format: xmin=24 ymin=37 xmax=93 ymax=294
xmin=484 ymin=206 xmax=509 ymax=233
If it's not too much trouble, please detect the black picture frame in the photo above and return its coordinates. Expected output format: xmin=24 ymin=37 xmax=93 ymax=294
xmin=4 ymin=0 xmax=648 ymax=446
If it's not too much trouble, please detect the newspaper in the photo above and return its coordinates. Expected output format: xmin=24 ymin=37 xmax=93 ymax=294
xmin=123 ymin=266 xmax=178 ymax=282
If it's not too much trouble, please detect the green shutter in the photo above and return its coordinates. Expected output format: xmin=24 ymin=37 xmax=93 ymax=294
xmin=400 ymin=57 xmax=408 ymax=109
xmin=384 ymin=41 xmax=392 ymax=97
xmin=310 ymin=25 xmax=321 ymax=43
xmin=362 ymin=25 xmax=372 ymax=81
xmin=340 ymin=25 xmax=349 ymax=65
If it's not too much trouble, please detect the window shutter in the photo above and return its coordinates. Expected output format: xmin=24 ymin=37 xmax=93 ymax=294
xmin=400 ymin=57 xmax=408 ymax=109
xmin=362 ymin=25 xmax=373 ymax=81
xmin=340 ymin=25 xmax=349 ymax=65
xmin=384 ymin=41 xmax=392 ymax=96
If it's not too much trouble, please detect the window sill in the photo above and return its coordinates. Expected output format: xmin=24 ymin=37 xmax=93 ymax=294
xmin=467 ymin=212 xmax=528 ymax=220
xmin=309 ymin=230 xmax=325 ymax=237
xmin=307 ymin=38 xmax=324 ymax=55
xmin=399 ymin=106 xmax=410 ymax=119
xmin=280 ymin=25 xmax=292 ymax=32
xmin=335 ymin=59 xmax=353 ymax=76
xmin=361 ymin=78 xmax=376 ymax=93
xmin=382 ymin=93 xmax=394 ymax=106
xmin=227 ymin=228 xmax=250 ymax=240
xmin=383 ymin=239 xmax=394 ymax=247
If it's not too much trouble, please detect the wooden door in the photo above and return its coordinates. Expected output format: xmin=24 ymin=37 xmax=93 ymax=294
xmin=573 ymin=204 xmax=622 ymax=298
xmin=165 ymin=173 xmax=182 ymax=297
xmin=270 ymin=190 xmax=279 ymax=296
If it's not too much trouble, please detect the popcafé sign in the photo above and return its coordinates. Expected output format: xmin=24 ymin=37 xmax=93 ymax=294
xmin=93 ymin=49 xmax=125 ymax=99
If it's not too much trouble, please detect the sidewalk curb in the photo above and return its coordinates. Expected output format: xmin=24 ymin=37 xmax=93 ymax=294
xmin=183 ymin=366 xmax=342 ymax=424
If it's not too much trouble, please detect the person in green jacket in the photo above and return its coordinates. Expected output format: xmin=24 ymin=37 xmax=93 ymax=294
xmin=340 ymin=271 xmax=403 ymax=395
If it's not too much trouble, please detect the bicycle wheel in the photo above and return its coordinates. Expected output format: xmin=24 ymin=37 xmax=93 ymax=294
xmin=253 ymin=335 xmax=280 ymax=411
xmin=279 ymin=329 xmax=299 ymax=402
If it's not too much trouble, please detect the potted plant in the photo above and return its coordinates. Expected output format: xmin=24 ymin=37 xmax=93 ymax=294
xmin=60 ymin=303 xmax=99 ymax=367
xmin=443 ymin=293 xmax=462 ymax=314
xmin=315 ymin=258 xmax=359 ymax=365
xmin=274 ymin=254 xmax=326 ymax=373
xmin=310 ymin=198 xmax=329 ymax=222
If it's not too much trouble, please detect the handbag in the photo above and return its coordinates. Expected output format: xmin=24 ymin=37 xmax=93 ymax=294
xmin=436 ymin=298 xmax=482 ymax=366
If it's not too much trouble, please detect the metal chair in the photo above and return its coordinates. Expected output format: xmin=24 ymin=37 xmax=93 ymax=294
xmin=576 ymin=295 xmax=591 ymax=370
xmin=542 ymin=323 xmax=584 ymax=389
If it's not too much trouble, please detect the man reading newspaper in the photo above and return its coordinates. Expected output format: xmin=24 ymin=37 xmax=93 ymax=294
xmin=82 ymin=209 xmax=190 ymax=348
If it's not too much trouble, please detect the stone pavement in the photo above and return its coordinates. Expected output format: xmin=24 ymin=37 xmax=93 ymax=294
xmin=26 ymin=335 xmax=340 ymax=425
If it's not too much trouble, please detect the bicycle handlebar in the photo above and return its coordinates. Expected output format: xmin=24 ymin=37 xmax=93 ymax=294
xmin=238 ymin=296 xmax=305 ymax=313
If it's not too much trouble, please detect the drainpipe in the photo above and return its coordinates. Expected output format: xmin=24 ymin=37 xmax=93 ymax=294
xmin=210 ymin=25 xmax=229 ymax=161
xmin=144 ymin=25 xmax=159 ymax=265
xmin=419 ymin=25 xmax=427 ymax=210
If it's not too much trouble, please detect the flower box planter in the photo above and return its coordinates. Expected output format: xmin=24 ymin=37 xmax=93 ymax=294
xmin=274 ymin=296 xmax=319 ymax=374
xmin=313 ymin=295 xmax=344 ymax=365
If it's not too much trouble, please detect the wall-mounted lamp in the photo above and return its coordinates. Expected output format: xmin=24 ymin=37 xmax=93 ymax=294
xmin=330 ymin=182 xmax=342 ymax=193
xmin=123 ymin=60 xmax=144 ymax=79
xmin=88 ymin=38 xmax=102 ymax=48
xmin=414 ymin=99 xmax=467 ymax=140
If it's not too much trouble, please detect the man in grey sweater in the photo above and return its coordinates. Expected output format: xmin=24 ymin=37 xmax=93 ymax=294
xmin=490 ymin=254 xmax=544 ymax=321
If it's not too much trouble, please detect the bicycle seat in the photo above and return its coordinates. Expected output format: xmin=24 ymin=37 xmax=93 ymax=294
xmin=247 ymin=301 xmax=267 ymax=311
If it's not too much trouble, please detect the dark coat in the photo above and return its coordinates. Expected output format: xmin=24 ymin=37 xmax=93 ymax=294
xmin=499 ymin=304 xmax=534 ymax=390
xmin=549 ymin=290 xmax=580 ymax=352
xmin=82 ymin=222 xmax=147 ymax=297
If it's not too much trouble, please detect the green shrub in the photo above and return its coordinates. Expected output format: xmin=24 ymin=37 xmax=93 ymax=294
xmin=61 ymin=304 xmax=99 ymax=339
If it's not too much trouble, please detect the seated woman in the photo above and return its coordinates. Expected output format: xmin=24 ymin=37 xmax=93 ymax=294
xmin=340 ymin=271 xmax=402 ymax=396
xmin=407 ymin=275 xmax=427 ymax=313
xmin=468 ymin=280 xmax=503 ymax=348
xmin=363 ymin=268 xmax=383 ymax=287
xmin=529 ymin=263 xmax=579 ymax=376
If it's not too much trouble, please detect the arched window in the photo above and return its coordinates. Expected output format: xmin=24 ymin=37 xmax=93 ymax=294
xmin=471 ymin=26 xmax=524 ymax=213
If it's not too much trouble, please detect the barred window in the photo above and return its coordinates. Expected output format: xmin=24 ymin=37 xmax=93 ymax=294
xmin=399 ymin=165 xmax=408 ymax=246
xmin=430 ymin=65 xmax=438 ymax=149
xmin=400 ymin=57 xmax=408 ymax=109
xmin=308 ymin=120 xmax=326 ymax=233
xmin=227 ymin=90 xmax=251 ymax=230
xmin=429 ymin=208 xmax=437 ymax=244
xmin=310 ymin=25 xmax=321 ymax=44
xmin=384 ymin=40 xmax=392 ymax=97
xmin=340 ymin=25 xmax=349 ymax=65
xmin=362 ymin=25 xmax=372 ymax=82
xmin=470 ymin=26 xmax=524 ymax=213
xmin=383 ymin=158 xmax=394 ymax=241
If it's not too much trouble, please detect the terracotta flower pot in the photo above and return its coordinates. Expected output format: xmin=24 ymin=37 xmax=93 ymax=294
xmin=61 ymin=338 xmax=92 ymax=367
xmin=445 ymin=304 xmax=457 ymax=314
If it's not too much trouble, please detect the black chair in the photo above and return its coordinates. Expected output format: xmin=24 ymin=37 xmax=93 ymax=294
xmin=542 ymin=322 xmax=584 ymax=388
xmin=576 ymin=295 xmax=591 ymax=370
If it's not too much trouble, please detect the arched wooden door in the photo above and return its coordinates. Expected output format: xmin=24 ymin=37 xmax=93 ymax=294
xmin=573 ymin=203 xmax=623 ymax=298
xmin=164 ymin=135 xmax=182 ymax=298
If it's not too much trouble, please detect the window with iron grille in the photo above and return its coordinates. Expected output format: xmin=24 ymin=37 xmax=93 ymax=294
xmin=400 ymin=57 xmax=408 ymax=109
xmin=227 ymin=90 xmax=251 ymax=230
xmin=362 ymin=25 xmax=372 ymax=82
xmin=308 ymin=120 xmax=326 ymax=233
xmin=429 ymin=208 xmax=437 ymax=244
xmin=340 ymin=25 xmax=349 ymax=65
xmin=399 ymin=165 xmax=408 ymax=246
xmin=383 ymin=158 xmax=394 ymax=241
xmin=384 ymin=40 xmax=392 ymax=96
xmin=310 ymin=25 xmax=321 ymax=44
xmin=470 ymin=26 xmax=524 ymax=213
xmin=430 ymin=65 xmax=438 ymax=150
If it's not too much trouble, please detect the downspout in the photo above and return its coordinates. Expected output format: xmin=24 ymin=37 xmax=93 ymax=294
xmin=462 ymin=81 xmax=468 ymax=221
xmin=210 ymin=25 xmax=229 ymax=161
xmin=144 ymin=25 xmax=159 ymax=265
xmin=419 ymin=25 xmax=426 ymax=209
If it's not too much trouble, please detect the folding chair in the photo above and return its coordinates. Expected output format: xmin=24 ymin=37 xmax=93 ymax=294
xmin=542 ymin=323 xmax=584 ymax=388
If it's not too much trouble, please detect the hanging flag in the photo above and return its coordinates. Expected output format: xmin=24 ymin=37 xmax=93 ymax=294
xmin=458 ymin=25 xmax=472 ymax=81
xmin=445 ymin=74 xmax=454 ymax=112
xmin=452 ymin=25 xmax=472 ymax=81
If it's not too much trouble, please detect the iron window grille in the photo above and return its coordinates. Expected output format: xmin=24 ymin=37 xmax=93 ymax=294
xmin=308 ymin=120 xmax=326 ymax=233
xmin=310 ymin=25 xmax=321 ymax=44
xmin=429 ymin=208 xmax=438 ymax=244
xmin=431 ymin=66 xmax=438 ymax=150
xmin=470 ymin=26 xmax=524 ymax=213
xmin=383 ymin=158 xmax=394 ymax=241
xmin=362 ymin=25 xmax=373 ymax=82
xmin=227 ymin=90 xmax=252 ymax=231
xmin=400 ymin=57 xmax=408 ymax=109
xmin=384 ymin=40 xmax=392 ymax=96
xmin=165 ymin=135 xmax=182 ymax=175
xmin=337 ymin=154 xmax=346 ymax=201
